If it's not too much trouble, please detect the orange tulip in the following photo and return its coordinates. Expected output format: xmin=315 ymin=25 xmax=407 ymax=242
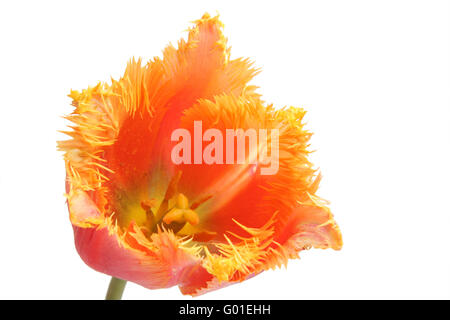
xmin=58 ymin=13 xmax=342 ymax=298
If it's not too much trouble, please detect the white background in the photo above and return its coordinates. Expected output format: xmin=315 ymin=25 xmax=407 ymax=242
xmin=0 ymin=0 xmax=449 ymax=299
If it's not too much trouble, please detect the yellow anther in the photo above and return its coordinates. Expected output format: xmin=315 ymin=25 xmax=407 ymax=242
xmin=163 ymin=208 xmax=199 ymax=226
xmin=162 ymin=193 xmax=199 ymax=226
xmin=183 ymin=209 xmax=200 ymax=225
xmin=163 ymin=208 xmax=183 ymax=224
xmin=175 ymin=193 xmax=189 ymax=209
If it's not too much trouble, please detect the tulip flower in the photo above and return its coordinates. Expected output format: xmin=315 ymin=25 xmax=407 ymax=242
xmin=58 ymin=13 xmax=342 ymax=299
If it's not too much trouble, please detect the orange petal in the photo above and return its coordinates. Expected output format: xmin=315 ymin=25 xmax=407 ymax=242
xmin=67 ymin=189 xmax=104 ymax=227
xmin=276 ymin=202 xmax=343 ymax=252
xmin=171 ymin=96 xmax=316 ymax=242
xmin=73 ymin=221 xmax=205 ymax=290
xmin=103 ymin=14 xmax=258 ymax=206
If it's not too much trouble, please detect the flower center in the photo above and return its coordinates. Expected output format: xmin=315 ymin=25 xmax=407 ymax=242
xmin=162 ymin=193 xmax=200 ymax=226
xmin=140 ymin=191 xmax=200 ymax=234
xmin=114 ymin=170 xmax=214 ymax=239
xmin=127 ymin=170 xmax=211 ymax=237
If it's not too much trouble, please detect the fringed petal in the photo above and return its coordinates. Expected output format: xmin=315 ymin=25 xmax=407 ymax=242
xmin=58 ymin=83 xmax=124 ymax=223
xmin=173 ymin=95 xmax=317 ymax=242
xmin=180 ymin=276 xmax=235 ymax=297
xmin=254 ymin=202 xmax=343 ymax=272
xmin=102 ymin=13 xmax=259 ymax=208
xmin=67 ymin=189 xmax=104 ymax=228
xmin=201 ymin=217 xmax=275 ymax=282
xmin=73 ymin=219 xmax=205 ymax=290
xmin=278 ymin=201 xmax=343 ymax=252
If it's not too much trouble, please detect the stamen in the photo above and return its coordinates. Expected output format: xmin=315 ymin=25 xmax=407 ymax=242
xmin=140 ymin=199 xmax=158 ymax=211
xmin=142 ymin=171 xmax=207 ymax=235
xmin=163 ymin=193 xmax=200 ymax=226
xmin=190 ymin=195 xmax=213 ymax=210
xmin=175 ymin=193 xmax=189 ymax=210
xmin=140 ymin=199 xmax=156 ymax=235
xmin=154 ymin=171 xmax=182 ymax=222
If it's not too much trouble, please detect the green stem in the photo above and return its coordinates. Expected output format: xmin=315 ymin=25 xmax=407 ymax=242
xmin=105 ymin=277 xmax=127 ymax=300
